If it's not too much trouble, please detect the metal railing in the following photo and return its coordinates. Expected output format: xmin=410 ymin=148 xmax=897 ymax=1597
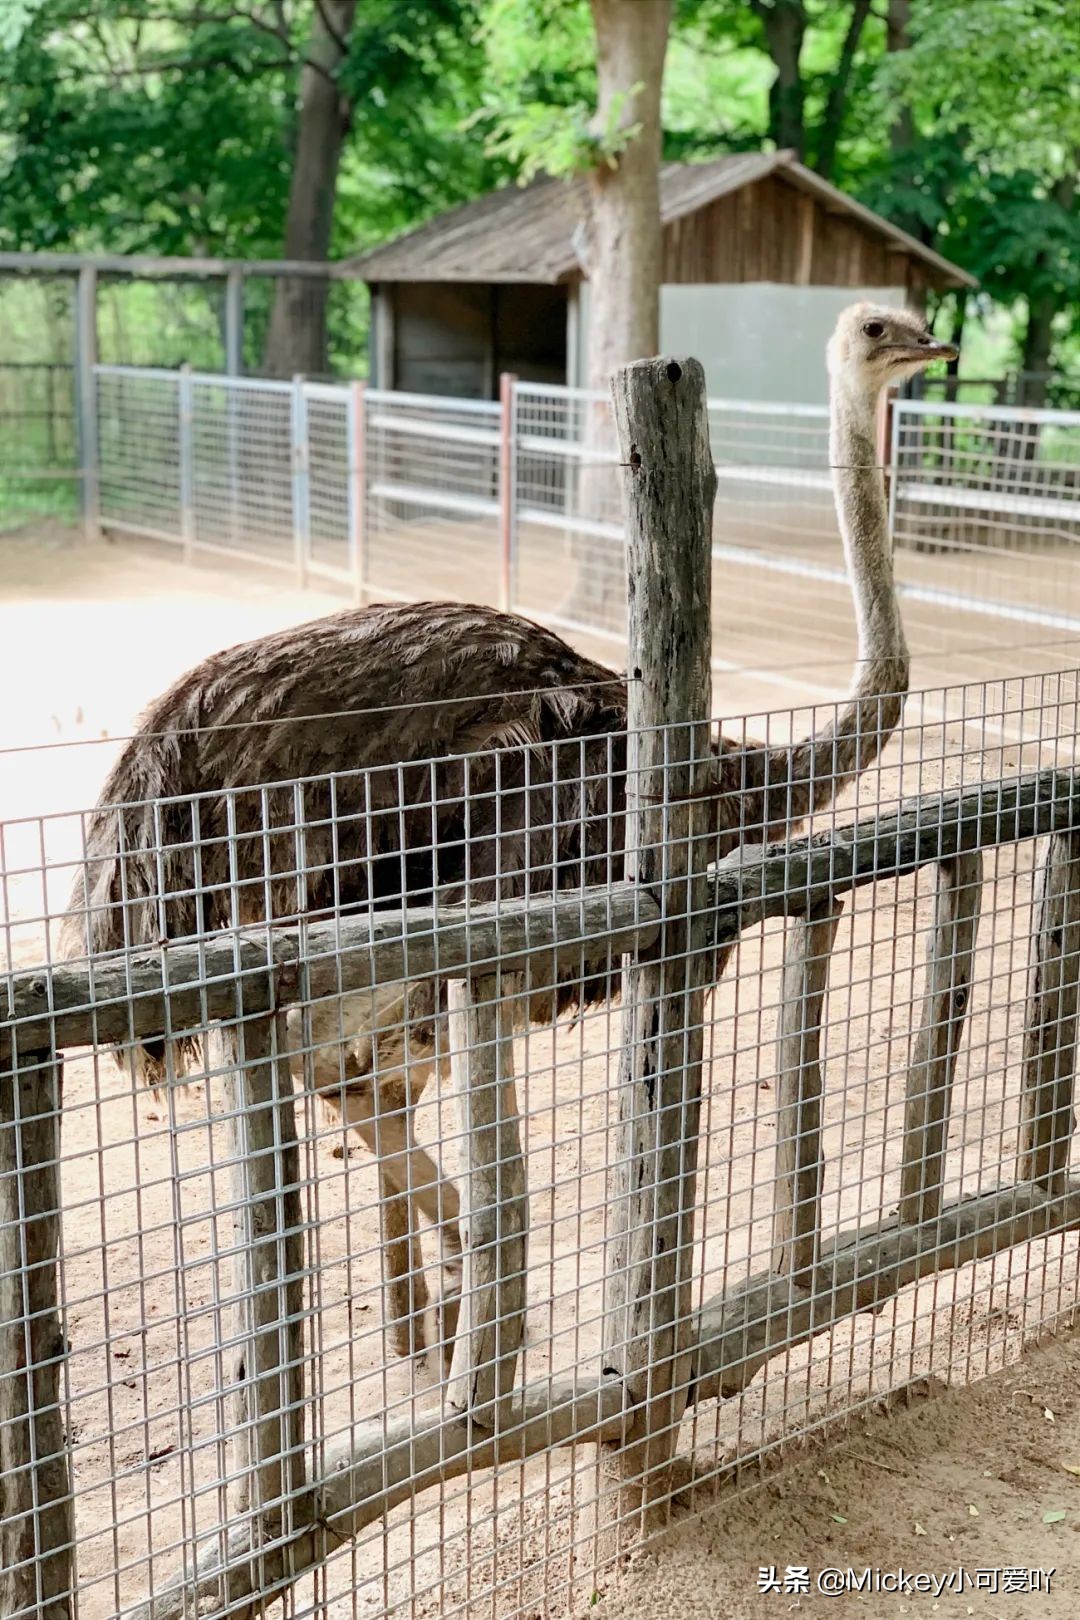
xmin=88 ymin=364 xmax=1080 ymax=650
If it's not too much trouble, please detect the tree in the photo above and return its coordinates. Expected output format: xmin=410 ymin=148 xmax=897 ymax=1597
xmin=582 ymin=0 xmax=673 ymax=390
xmin=262 ymin=1 xmax=358 ymax=376
xmin=872 ymin=0 xmax=1080 ymax=387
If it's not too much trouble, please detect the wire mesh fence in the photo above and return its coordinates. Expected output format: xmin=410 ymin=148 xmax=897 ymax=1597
xmin=4 ymin=663 xmax=1080 ymax=1619
xmin=5 ymin=345 xmax=1080 ymax=1619
xmin=0 ymin=273 xmax=80 ymax=530
xmin=81 ymin=364 xmax=1080 ymax=682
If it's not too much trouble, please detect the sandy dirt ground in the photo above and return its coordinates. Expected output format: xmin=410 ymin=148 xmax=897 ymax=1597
xmin=579 ymin=1326 xmax=1080 ymax=1620
xmin=3 ymin=525 xmax=1080 ymax=1619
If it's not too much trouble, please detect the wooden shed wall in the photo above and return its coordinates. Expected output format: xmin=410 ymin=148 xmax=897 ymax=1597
xmin=661 ymin=176 xmax=916 ymax=293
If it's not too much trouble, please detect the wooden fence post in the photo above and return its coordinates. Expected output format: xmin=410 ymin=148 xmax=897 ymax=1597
xmin=1019 ymin=833 xmax=1080 ymax=1192
xmin=772 ymin=903 xmax=843 ymax=1285
xmin=446 ymin=975 xmax=528 ymax=1430
xmin=899 ymin=854 xmax=982 ymax=1225
xmin=224 ymin=1011 xmax=306 ymax=1543
xmin=600 ymin=355 xmax=716 ymax=1539
xmin=0 ymin=1047 xmax=73 ymax=1619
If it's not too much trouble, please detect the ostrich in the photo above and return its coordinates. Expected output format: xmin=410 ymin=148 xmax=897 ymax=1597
xmin=63 ymin=304 xmax=955 ymax=1356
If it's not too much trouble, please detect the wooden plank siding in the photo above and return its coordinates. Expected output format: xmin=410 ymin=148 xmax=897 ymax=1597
xmin=661 ymin=176 xmax=905 ymax=289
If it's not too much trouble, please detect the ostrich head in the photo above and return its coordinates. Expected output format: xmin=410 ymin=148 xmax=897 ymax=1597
xmin=827 ymin=303 xmax=959 ymax=394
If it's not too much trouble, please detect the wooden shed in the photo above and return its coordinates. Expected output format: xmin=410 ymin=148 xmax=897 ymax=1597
xmin=342 ymin=150 xmax=974 ymax=402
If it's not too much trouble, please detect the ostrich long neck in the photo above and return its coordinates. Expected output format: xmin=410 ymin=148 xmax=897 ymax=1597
xmin=751 ymin=372 xmax=909 ymax=839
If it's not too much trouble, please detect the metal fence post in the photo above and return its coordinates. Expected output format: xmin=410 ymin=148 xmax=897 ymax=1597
xmin=178 ymin=364 xmax=195 ymax=563
xmin=74 ymin=264 xmax=99 ymax=542
xmin=291 ymin=376 xmax=310 ymax=589
xmin=348 ymin=380 xmax=368 ymax=604
xmin=886 ymin=388 xmax=900 ymax=550
xmin=0 ymin=1045 xmax=73 ymax=1619
xmin=600 ymin=355 xmax=716 ymax=1545
xmin=499 ymin=373 xmax=517 ymax=613
xmin=224 ymin=269 xmax=244 ymax=378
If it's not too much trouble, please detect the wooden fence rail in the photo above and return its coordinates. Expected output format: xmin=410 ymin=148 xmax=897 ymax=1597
xmin=5 ymin=768 xmax=1080 ymax=1062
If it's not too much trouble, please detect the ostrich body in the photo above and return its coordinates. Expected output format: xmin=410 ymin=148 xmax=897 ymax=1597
xmin=64 ymin=306 xmax=954 ymax=1355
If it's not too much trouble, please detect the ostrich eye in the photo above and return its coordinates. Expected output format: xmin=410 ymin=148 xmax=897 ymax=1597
xmin=862 ymin=320 xmax=885 ymax=339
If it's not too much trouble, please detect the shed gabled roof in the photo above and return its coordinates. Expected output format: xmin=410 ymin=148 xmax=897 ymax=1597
xmin=340 ymin=150 xmax=975 ymax=290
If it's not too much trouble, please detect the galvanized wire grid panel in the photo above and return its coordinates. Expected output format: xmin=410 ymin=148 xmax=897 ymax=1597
xmin=0 ymin=272 xmax=79 ymax=526
xmin=892 ymin=400 xmax=1080 ymax=626
xmin=363 ymin=388 xmax=503 ymax=606
xmin=85 ymin=366 xmax=1080 ymax=680
xmin=305 ymin=384 xmax=352 ymax=578
xmin=190 ymin=375 xmax=294 ymax=564
xmin=3 ymin=669 xmax=1080 ymax=1618
xmin=512 ymin=383 xmax=625 ymax=642
xmin=97 ymin=368 xmax=182 ymax=540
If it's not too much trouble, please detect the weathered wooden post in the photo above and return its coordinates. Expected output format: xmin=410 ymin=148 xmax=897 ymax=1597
xmin=772 ymin=904 xmax=843 ymax=1286
xmin=600 ymin=355 xmax=716 ymax=1540
xmin=0 ymin=1046 xmax=73 ymax=1619
xmin=899 ymin=854 xmax=982 ymax=1224
xmin=1018 ymin=833 xmax=1080 ymax=1193
xmin=446 ymin=975 xmax=528 ymax=1429
xmin=225 ymin=1011 xmax=306 ymax=1541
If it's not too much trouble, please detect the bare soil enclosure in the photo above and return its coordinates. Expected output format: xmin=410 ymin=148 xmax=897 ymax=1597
xmin=3 ymin=526 xmax=1080 ymax=1619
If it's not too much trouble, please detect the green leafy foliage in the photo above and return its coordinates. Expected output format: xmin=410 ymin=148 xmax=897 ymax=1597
xmin=0 ymin=0 xmax=1075 ymax=378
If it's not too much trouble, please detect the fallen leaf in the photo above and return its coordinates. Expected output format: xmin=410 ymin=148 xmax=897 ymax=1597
xmin=968 ymin=1504 xmax=979 ymax=1517
xmin=831 ymin=1513 xmax=847 ymax=1524
xmin=1043 ymin=1509 xmax=1067 ymax=1525
xmin=1063 ymin=1464 xmax=1080 ymax=1476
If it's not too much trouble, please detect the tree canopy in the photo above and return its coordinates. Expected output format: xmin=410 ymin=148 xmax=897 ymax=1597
xmin=0 ymin=0 xmax=1075 ymax=381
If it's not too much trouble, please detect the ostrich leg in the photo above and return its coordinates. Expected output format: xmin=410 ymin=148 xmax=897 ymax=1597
xmin=334 ymin=1076 xmax=462 ymax=1363
xmin=381 ymin=1172 xmax=430 ymax=1359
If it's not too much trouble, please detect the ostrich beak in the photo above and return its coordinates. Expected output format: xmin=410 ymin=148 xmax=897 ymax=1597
xmin=894 ymin=337 xmax=959 ymax=363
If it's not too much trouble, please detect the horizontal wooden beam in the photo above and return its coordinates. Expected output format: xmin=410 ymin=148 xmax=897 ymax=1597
xmin=123 ymin=1170 xmax=1079 ymax=1617
xmin=120 ymin=1374 xmax=630 ymax=1620
xmin=2 ymin=889 xmax=661 ymax=1055
xmin=4 ymin=768 xmax=1077 ymax=1058
xmin=690 ymin=1175 xmax=1080 ymax=1403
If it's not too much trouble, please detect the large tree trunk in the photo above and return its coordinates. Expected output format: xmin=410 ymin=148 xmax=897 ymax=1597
xmin=1021 ymin=292 xmax=1056 ymax=408
xmin=562 ymin=0 xmax=672 ymax=630
xmin=262 ymin=1 xmax=357 ymax=378
xmin=1017 ymin=164 xmax=1074 ymax=419
xmin=752 ymin=0 xmax=806 ymax=157
xmin=583 ymin=0 xmax=672 ymax=392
